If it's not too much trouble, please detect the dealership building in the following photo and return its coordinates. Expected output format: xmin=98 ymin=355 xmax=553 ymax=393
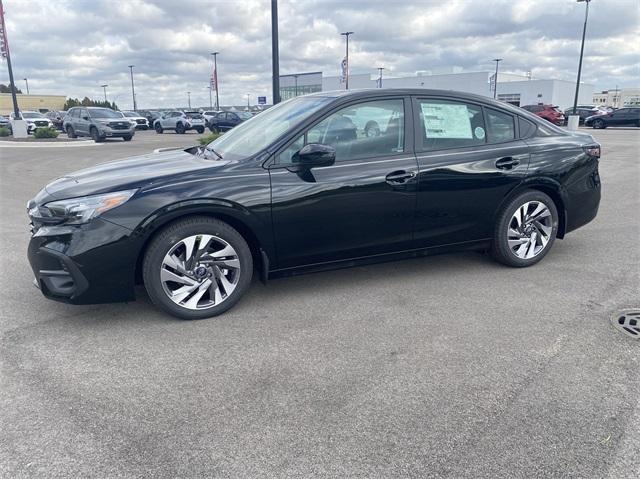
xmin=0 ymin=93 xmax=66 ymax=115
xmin=279 ymin=69 xmax=593 ymax=110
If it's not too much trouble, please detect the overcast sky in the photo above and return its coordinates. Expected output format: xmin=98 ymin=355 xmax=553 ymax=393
xmin=2 ymin=0 xmax=638 ymax=109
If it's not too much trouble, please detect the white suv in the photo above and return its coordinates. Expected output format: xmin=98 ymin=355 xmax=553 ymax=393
xmin=153 ymin=111 xmax=206 ymax=134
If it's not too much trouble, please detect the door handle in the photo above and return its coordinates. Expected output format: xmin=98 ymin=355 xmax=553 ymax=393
xmin=385 ymin=170 xmax=416 ymax=184
xmin=495 ymin=157 xmax=520 ymax=170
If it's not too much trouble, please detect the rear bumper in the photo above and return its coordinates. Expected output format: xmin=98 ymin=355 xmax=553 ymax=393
xmin=27 ymin=219 xmax=140 ymax=304
xmin=564 ymin=164 xmax=601 ymax=234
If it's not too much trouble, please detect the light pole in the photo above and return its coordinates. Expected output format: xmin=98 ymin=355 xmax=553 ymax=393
xmin=23 ymin=77 xmax=29 ymax=94
xmin=100 ymin=84 xmax=108 ymax=103
xmin=271 ymin=0 xmax=280 ymax=104
xmin=211 ymin=52 xmax=219 ymax=110
xmin=572 ymin=0 xmax=592 ymax=115
xmin=187 ymin=91 xmax=191 ymax=109
xmin=246 ymin=93 xmax=250 ymax=110
xmin=128 ymin=65 xmax=137 ymax=110
xmin=341 ymin=31 xmax=354 ymax=89
xmin=492 ymin=58 xmax=502 ymax=99
xmin=377 ymin=67 xmax=385 ymax=88
xmin=293 ymin=74 xmax=299 ymax=97
xmin=0 ymin=0 xmax=22 ymax=128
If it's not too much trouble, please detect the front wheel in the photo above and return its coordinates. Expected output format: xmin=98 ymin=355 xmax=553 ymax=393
xmin=90 ymin=127 xmax=103 ymax=143
xmin=593 ymin=118 xmax=606 ymax=129
xmin=155 ymin=123 xmax=163 ymax=134
xmin=66 ymin=126 xmax=76 ymax=138
xmin=209 ymin=124 xmax=219 ymax=133
xmin=123 ymin=135 xmax=132 ymax=141
xmin=196 ymin=127 xmax=205 ymax=134
xmin=142 ymin=217 xmax=253 ymax=320
xmin=175 ymin=123 xmax=186 ymax=134
xmin=491 ymin=190 xmax=558 ymax=268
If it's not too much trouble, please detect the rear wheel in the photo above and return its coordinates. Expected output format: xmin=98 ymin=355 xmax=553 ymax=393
xmin=196 ymin=127 xmax=205 ymax=134
xmin=155 ymin=123 xmax=163 ymax=134
xmin=175 ymin=123 xmax=186 ymax=134
xmin=66 ymin=126 xmax=76 ymax=138
xmin=209 ymin=124 xmax=219 ymax=133
xmin=491 ymin=190 xmax=558 ymax=267
xmin=123 ymin=135 xmax=132 ymax=141
xmin=142 ymin=217 xmax=253 ymax=320
xmin=593 ymin=118 xmax=606 ymax=129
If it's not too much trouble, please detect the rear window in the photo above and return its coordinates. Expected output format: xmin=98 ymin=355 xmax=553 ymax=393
xmin=518 ymin=117 xmax=537 ymax=138
xmin=185 ymin=112 xmax=203 ymax=119
xmin=417 ymin=99 xmax=486 ymax=150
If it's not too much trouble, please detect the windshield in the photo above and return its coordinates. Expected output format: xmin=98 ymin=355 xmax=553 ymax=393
xmin=122 ymin=112 xmax=137 ymax=117
xmin=207 ymin=96 xmax=332 ymax=161
xmin=23 ymin=112 xmax=45 ymax=119
xmin=89 ymin=109 xmax=123 ymax=119
xmin=237 ymin=111 xmax=253 ymax=120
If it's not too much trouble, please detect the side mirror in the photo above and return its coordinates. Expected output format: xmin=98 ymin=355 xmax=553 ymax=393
xmin=291 ymin=143 xmax=336 ymax=170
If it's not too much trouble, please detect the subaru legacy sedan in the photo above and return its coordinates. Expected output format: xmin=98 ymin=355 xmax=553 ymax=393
xmin=27 ymin=89 xmax=601 ymax=320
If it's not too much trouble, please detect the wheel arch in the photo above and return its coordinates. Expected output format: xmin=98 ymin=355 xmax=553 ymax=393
xmin=497 ymin=179 xmax=567 ymax=239
xmin=133 ymin=202 xmax=272 ymax=285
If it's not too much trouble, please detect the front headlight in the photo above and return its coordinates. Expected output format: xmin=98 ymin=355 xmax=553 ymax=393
xmin=42 ymin=189 xmax=137 ymax=224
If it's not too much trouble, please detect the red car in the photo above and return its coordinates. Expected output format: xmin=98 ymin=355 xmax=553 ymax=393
xmin=521 ymin=104 xmax=565 ymax=126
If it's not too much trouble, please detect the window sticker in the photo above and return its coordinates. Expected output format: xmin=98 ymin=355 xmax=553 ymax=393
xmin=474 ymin=126 xmax=485 ymax=139
xmin=421 ymin=103 xmax=473 ymax=139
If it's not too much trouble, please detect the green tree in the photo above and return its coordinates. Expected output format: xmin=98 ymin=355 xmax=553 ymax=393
xmin=0 ymin=83 xmax=22 ymax=94
xmin=63 ymin=97 xmax=119 ymax=111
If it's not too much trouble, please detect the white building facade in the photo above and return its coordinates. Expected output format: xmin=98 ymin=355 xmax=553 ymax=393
xmin=593 ymin=88 xmax=640 ymax=108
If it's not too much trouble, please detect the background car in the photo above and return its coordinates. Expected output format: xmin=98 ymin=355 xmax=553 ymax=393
xmin=520 ymin=104 xmax=565 ymax=125
xmin=63 ymin=107 xmax=136 ymax=142
xmin=137 ymin=110 xmax=163 ymax=129
xmin=207 ymin=110 xmax=252 ymax=133
xmin=153 ymin=111 xmax=206 ymax=134
xmin=122 ymin=111 xmax=149 ymax=130
xmin=584 ymin=107 xmax=640 ymax=129
xmin=202 ymin=110 xmax=222 ymax=127
xmin=0 ymin=115 xmax=12 ymax=134
xmin=562 ymin=106 xmax=603 ymax=125
xmin=9 ymin=111 xmax=53 ymax=134
xmin=45 ymin=110 xmax=67 ymax=130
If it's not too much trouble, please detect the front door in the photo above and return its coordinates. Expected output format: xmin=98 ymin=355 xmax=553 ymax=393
xmin=412 ymin=97 xmax=531 ymax=247
xmin=269 ymin=97 xmax=418 ymax=269
xmin=76 ymin=108 xmax=91 ymax=136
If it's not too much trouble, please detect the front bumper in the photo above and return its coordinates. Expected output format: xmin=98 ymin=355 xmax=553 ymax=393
xmin=27 ymin=218 xmax=140 ymax=304
xmin=97 ymin=125 xmax=136 ymax=137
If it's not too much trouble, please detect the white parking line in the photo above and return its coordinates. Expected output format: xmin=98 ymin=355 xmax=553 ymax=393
xmin=0 ymin=140 xmax=103 ymax=148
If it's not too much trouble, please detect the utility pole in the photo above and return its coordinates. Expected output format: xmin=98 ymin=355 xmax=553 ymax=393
xmin=0 ymin=0 xmax=21 ymax=119
xmin=246 ymin=93 xmax=250 ymax=109
xmin=341 ymin=31 xmax=354 ymax=89
xmin=207 ymin=85 xmax=213 ymax=109
xmin=271 ymin=0 xmax=280 ymax=104
xmin=211 ymin=52 xmax=219 ymax=109
xmin=293 ymin=74 xmax=299 ymax=97
xmin=377 ymin=67 xmax=385 ymax=88
xmin=23 ymin=77 xmax=29 ymax=94
xmin=492 ymin=58 xmax=502 ymax=99
xmin=128 ymin=65 xmax=137 ymax=110
xmin=187 ymin=91 xmax=191 ymax=109
xmin=572 ymin=0 xmax=592 ymax=115
xmin=100 ymin=84 xmax=108 ymax=103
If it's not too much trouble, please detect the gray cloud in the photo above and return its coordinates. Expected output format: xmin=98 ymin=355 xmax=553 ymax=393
xmin=2 ymin=0 xmax=638 ymax=108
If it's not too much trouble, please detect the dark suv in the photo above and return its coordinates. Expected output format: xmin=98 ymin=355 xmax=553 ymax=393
xmin=64 ymin=107 xmax=136 ymax=142
xmin=27 ymin=89 xmax=601 ymax=320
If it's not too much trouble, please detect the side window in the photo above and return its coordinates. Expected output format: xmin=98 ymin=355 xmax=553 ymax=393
xmin=417 ymin=99 xmax=485 ymax=150
xmin=275 ymin=134 xmax=305 ymax=164
xmin=304 ymin=99 xmax=404 ymax=162
xmin=518 ymin=117 xmax=537 ymax=139
xmin=485 ymin=108 xmax=515 ymax=143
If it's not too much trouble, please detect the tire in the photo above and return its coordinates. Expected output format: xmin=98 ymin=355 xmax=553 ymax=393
xmin=142 ymin=217 xmax=253 ymax=320
xmin=90 ymin=127 xmax=103 ymax=143
xmin=491 ymin=190 xmax=558 ymax=268
xmin=175 ymin=123 xmax=186 ymax=134
xmin=155 ymin=123 xmax=163 ymax=134
xmin=593 ymin=118 xmax=606 ymax=129
xmin=209 ymin=124 xmax=219 ymax=133
xmin=196 ymin=127 xmax=205 ymax=134
xmin=66 ymin=126 xmax=76 ymax=138
xmin=123 ymin=135 xmax=132 ymax=141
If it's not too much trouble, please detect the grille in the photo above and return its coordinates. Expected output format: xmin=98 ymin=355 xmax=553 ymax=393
xmin=135 ymin=119 xmax=146 ymax=125
xmin=108 ymin=122 xmax=130 ymax=130
xmin=34 ymin=121 xmax=48 ymax=127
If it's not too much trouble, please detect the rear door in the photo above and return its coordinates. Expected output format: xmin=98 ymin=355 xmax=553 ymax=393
xmin=412 ymin=97 xmax=531 ymax=247
xmin=269 ymin=96 xmax=418 ymax=269
xmin=76 ymin=108 xmax=91 ymax=135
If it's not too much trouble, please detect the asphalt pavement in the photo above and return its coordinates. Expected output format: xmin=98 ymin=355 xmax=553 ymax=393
xmin=1 ymin=128 xmax=638 ymax=478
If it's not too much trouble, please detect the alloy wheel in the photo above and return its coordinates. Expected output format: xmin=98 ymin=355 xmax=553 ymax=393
xmin=160 ymin=234 xmax=241 ymax=310
xmin=507 ymin=201 xmax=553 ymax=259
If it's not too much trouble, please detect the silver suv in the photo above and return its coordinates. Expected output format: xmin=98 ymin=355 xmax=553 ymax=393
xmin=64 ymin=107 xmax=135 ymax=142
xmin=153 ymin=111 xmax=206 ymax=134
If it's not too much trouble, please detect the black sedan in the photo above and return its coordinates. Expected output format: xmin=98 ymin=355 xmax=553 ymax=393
xmin=27 ymin=89 xmax=601 ymax=320
xmin=584 ymin=107 xmax=640 ymax=128
xmin=208 ymin=110 xmax=252 ymax=132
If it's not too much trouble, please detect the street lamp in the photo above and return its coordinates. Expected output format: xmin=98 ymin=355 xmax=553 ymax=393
xmin=271 ymin=0 xmax=280 ymax=104
xmin=572 ymin=0 xmax=592 ymax=115
xmin=246 ymin=93 xmax=250 ymax=110
xmin=293 ymin=74 xmax=299 ymax=97
xmin=187 ymin=91 xmax=191 ymax=109
xmin=128 ymin=65 xmax=137 ymax=110
xmin=100 ymin=84 xmax=108 ymax=103
xmin=377 ymin=67 xmax=385 ymax=88
xmin=492 ymin=59 xmax=502 ymax=99
xmin=341 ymin=31 xmax=354 ymax=89
xmin=211 ymin=52 xmax=219 ymax=110
xmin=23 ymin=77 xmax=29 ymax=94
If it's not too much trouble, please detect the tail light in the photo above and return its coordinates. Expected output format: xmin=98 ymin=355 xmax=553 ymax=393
xmin=583 ymin=145 xmax=601 ymax=158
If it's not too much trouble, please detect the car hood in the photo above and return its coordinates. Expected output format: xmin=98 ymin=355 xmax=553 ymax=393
xmin=42 ymin=149 xmax=231 ymax=200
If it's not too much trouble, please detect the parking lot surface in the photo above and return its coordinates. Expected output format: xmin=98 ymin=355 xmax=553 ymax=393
xmin=1 ymin=129 xmax=638 ymax=478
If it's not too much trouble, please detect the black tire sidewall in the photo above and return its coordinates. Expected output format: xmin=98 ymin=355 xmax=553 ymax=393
xmin=155 ymin=124 xmax=163 ymax=133
xmin=143 ymin=217 xmax=253 ymax=320
xmin=492 ymin=190 xmax=558 ymax=267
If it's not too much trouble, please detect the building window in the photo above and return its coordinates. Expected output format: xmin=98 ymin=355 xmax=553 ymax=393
xmin=497 ymin=93 xmax=521 ymax=107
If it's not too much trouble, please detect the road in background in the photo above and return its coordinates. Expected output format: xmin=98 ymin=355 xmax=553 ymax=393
xmin=1 ymin=129 xmax=638 ymax=478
